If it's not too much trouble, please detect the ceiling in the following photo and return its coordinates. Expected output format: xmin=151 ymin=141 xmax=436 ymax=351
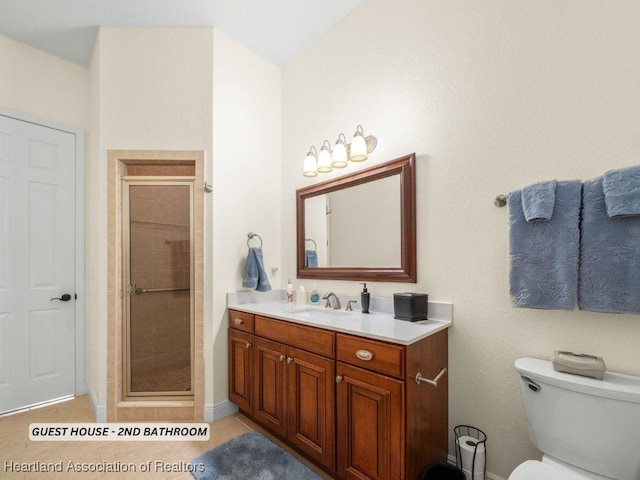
xmin=0 ymin=0 xmax=361 ymax=67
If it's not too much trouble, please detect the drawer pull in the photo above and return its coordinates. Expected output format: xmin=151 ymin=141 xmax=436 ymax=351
xmin=279 ymin=354 xmax=285 ymax=362
xmin=356 ymin=349 xmax=374 ymax=361
xmin=234 ymin=318 xmax=244 ymax=325
xmin=415 ymin=367 xmax=447 ymax=387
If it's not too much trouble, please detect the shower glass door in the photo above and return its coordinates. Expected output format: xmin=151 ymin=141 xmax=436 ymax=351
xmin=123 ymin=180 xmax=194 ymax=397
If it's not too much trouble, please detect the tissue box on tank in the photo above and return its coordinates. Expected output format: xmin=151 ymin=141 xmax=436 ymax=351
xmin=393 ymin=293 xmax=428 ymax=321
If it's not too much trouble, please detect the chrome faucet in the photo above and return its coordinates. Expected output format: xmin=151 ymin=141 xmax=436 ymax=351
xmin=323 ymin=292 xmax=341 ymax=310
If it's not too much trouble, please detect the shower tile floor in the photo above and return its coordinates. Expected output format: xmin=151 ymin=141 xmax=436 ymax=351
xmin=131 ymin=365 xmax=191 ymax=393
xmin=0 ymin=395 xmax=332 ymax=479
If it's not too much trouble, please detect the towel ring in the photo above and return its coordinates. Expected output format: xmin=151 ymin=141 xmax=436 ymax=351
xmin=305 ymin=238 xmax=317 ymax=251
xmin=247 ymin=232 xmax=263 ymax=248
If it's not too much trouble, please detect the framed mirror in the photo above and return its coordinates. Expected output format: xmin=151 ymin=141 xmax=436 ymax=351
xmin=296 ymin=153 xmax=416 ymax=282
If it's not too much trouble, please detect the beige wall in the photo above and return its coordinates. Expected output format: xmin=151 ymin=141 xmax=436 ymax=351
xmin=282 ymin=0 xmax=640 ymax=477
xmin=0 ymin=34 xmax=89 ymax=129
xmin=86 ymin=31 xmax=106 ymax=414
xmin=87 ymin=27 xmax=214 ymax=411
xmin=210 ymin=29 xmax=282 ymax=408
xmin=86 ymin=27 xmax=282 ymax=415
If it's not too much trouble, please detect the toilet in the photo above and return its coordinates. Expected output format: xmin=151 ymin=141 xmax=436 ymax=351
xmin=510 ymin=357 xmax=640 ymax=480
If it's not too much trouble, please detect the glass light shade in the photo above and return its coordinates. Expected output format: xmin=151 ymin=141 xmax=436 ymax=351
xmin=317 ymin=143 xmax=333 ymax=173
xmin=350 ymin=125 xmax=368 ymax=162
xmin=349 ymin=133 xmax=368 ymax=162
xmin=331 ymin=136 xmax=348 ymax=168
xmin=303 ymin=151 xmax=318 ymax=177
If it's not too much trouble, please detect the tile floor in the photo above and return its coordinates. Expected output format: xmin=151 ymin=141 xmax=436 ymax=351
xmin=0 ymin=396 xmax=332 ymax=479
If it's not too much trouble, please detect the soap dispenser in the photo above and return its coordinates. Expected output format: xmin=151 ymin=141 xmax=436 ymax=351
xmin=360 ymin=283 xmax=370 ymax=314
xmin=287 ymin=279 xmax=294 ymax=303
xmin=310 ymin=285 xmax=320 ymax=304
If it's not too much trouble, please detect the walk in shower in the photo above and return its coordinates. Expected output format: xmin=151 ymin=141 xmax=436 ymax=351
xmin=123 ymin=180 xmax=194 ymax=397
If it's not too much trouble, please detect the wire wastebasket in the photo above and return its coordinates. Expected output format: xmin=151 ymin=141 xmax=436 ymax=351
xmin=454 ymin=425 xmax=487 ymax=480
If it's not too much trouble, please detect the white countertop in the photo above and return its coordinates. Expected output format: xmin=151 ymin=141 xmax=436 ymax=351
xmin=226 ymin=298 xmax=452 ymax=345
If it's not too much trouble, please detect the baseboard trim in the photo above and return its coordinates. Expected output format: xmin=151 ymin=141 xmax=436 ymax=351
xmin=87 ymin=383 xmax=107 ymax=423
xmin=204 ymin=399 xmax=238 ymax=422
xmin=446 ymin=454 xmax=505 ymax=480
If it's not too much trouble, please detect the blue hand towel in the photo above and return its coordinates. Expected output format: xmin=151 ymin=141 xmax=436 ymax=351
xmin=305 ymin=250 xmax=318 ymax=268
xmin=508 ymin=180 xmax=581 ymax=310
xmin=242 ymin=247 xmax=272 ymax=292
xmin=521 ymin=180 xmax=556 ymax=222
xmin=602 ymin=165 xmax=640 ymax=218
xmin=578 ymin=178 xmax=640 ymax=314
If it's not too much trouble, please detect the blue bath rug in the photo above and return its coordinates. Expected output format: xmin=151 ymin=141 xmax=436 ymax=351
xmin=191 ymin=431 xmax=323 ymax=480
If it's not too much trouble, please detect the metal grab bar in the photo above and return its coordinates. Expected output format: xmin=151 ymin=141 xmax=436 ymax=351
xmin=415 ymin=367 xmax=447 ymax=387
xmin=130 ymin=285 xmax=190 ymax=295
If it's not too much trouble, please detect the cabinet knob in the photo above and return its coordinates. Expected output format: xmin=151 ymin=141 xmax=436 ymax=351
xmin=336 ymin=375 xmax=343 ymax=383
xmin=287 ymin=357 xmax=293 ymax=364
xmin=246 ymin=342 xmax=251 ymax=348
xmin=279 ymin=354 xmax=285 ymax=362
xmin=234 ymin=318 xmax=244 ymax=325
xmin=356 ymin=349 xmax=374 ymax=361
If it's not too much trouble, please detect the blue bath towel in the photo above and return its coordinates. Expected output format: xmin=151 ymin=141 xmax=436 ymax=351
xmin=242 ymin=247 xmax=272 ymax=292
xmin=305 ymin=250 xmax=318 ymax=268
xmin=602 ymin=165 xmax=640 ymax=218
xmin=578 ymin=178 xmax=640 ymax=314
xmin=521 ymin=180 xmax=556 ymax=222
xmin=508 ymin=181 xmax=581 ymax=310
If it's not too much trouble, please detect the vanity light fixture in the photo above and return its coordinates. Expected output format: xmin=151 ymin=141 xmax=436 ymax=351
xmin=349 ymin=125 xmax=368 ymax=162
xmin=317 ymin=140 xmax=333 ymax=173
xmin=331 ymin=133 xmax=348 ymax=168
xmin=303 ymin=146 xmax=318 ymax=177
xmin=302 ymin=125 xmax=377 ymax=177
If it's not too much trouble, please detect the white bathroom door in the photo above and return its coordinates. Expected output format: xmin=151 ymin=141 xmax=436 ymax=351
xmin=0 ymin=115 xmax=77 ymax=413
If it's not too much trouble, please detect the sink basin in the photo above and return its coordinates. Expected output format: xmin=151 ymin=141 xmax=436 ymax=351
xmin=291 ymin=308 xmax=354 ymax=321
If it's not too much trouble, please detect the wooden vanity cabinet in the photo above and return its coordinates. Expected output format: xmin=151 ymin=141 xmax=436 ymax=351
xmin=287 ymin=345 xmax=335 ymax=470
xmin=228 ymin=328 xmax=253 ymax=412
xmin=336 ymin=361 xmax=404 ymax=479
xmin=228 ymin=309 xmax=448 ymax=480
xmin=252 ymin=336 xmax=288 ymax=437
xmin=228 ymin=311 xmax=335 ymax=471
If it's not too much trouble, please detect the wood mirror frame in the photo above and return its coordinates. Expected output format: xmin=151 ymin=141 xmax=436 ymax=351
xmin=296 ymin=152 xmax=416 ymax=282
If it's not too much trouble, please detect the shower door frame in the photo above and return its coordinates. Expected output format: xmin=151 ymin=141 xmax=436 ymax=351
xmin=121 ymin=176 xmax=195 ymax=399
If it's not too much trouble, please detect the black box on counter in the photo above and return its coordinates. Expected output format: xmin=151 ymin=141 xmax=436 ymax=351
xmin=393 ymin=293 xmax=428 ymax=321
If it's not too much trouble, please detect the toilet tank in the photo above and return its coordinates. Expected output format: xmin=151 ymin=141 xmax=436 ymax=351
xmin=516 ymin=357 xmax=640 ymax=480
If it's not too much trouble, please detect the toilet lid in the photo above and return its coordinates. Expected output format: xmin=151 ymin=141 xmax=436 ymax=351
xmin=510 ymin=461 xmax=588 ymax=480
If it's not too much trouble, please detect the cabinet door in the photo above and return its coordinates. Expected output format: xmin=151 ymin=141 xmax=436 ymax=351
xmin=253 ymin=337 xmax=288 ymax=437
xmin=228 ymin=329 xmax=253 ymax=413
xmin=337 ymin=362 xmax=405 ymax=480
xmin=287 ymin=347 xmax=335 ymax=471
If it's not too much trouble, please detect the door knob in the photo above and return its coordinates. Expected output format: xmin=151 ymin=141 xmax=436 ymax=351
xmin=50 ymin=294 xmax=72 ymax=302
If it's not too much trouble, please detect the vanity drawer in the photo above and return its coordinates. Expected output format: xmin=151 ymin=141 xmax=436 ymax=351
xmin=255 ymin=316 xmax=335 ymax=358
xmin=228 ymin=310 xmax=255 ymax=334
xmin=337 ymin=334 xmax=405 ymax=378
